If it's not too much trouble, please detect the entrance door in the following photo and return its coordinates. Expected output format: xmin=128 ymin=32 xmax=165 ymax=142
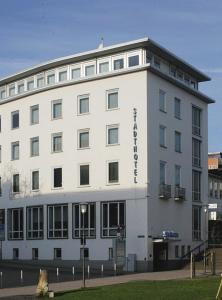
xmin=153 ymin=242 xmax=168 ymax=271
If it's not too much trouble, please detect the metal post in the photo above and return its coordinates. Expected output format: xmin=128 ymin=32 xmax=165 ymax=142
xmin=114 ymin=263 xmax=117 ymax=276
xmin=101 ymin=264 xmax=104 ymax=277
xmin=190 ymin=253 xmax=195 ymax=279
xmin=203 ymin=251 xmax=206 ymax=273
xmin=0 ymin=271 xmax=2 ymax=289
xmin=82 ymin=212 xmax=85 ymax=288
xmin=87 ymin=265 xmax=90 ymax=279
xmin=72 ymin=266 xmax=75 ymax=280
xmin=56 ymin=267 xmax=59 ymax=280
xmin=20 ymin=270 xmax=23 ymax=284
xmin=211 ymin=251 xmax=216 ymax=275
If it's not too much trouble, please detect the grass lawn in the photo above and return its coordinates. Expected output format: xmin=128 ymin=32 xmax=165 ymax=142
xmin=53 ymin=277 xmax=221 ymax=300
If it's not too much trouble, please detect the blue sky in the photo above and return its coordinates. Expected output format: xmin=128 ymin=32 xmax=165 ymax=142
xmin=0 ymin=0 xmax=221 ymax=151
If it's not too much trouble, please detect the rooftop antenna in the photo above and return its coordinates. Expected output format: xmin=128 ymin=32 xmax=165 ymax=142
xmin=98 ymin=37 xmax=104 ymax=49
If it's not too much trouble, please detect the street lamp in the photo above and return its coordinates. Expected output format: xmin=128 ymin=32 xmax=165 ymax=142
xmin=80 ymin=203 xmax=87 ymax=288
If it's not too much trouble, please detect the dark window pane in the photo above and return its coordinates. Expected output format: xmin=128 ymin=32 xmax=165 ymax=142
xmin=54 ymin=168 xmax=62 ymax=188
xmin=103 ymin=204 xmax=108 ymax=227
xmin=109 ymin=203 xmax=118 ymax=227
xmin=109 ymin=162 xmax=118 ymax=183
xmin=80 ymin=165 xmax=89 ymax=185
xmin=128 ymin=55 xmax=139 ymax=67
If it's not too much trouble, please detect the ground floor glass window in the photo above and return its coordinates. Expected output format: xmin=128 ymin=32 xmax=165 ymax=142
xmin=192 ymin=205 xmax=201 ymax=241
xmin=48 ymin=205 xmax=68 ymax=238
xmin=8 ymin=208 xmax=23 ymax=240
xmin=73 ymin=203 xmax=96 ymax=238
xmin=27 ymin=206 xmax=43 ymax=239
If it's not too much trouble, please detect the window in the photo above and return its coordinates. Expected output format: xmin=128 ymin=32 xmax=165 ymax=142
xmin=99 ymin=62 xmax=109 ymax=73
xmin=11 ymin=142 xmax=19 ymax=160
xmin=113 ymin=58 xmax=124 ymax=70
xmin=27 ymin=206 xmax=43 ymax=239
xmin=53 ymin=168 xmax=62 ymax=188
xmin=192 ymin=170 xmax=201 ymax=202
xmin=160 ymin=161 xmax=166 ymax=185
xmin=174 ymin=98 xmax=181 ymax=119
xmin=71 ymin=68 xmax=81 ymax=79
xmin=48 ymin=205 xmax=68 ymax=238
xmin=107 ymin=90 xmax=118 ymax=110
xmin=108 ymin=161 xmax=119 ymax=184
xmin=107 ymin=125 xmax=119 ymax=145
xmin=78 ymin=95 xmax=89 ymax=114
xmin=30 ymin=137 xmax=39 ymax=157
xmin=175 ymin=245 xmax=179 ymax=258
xmin=177 ymin=71 xmax=183 ymax=81
xmin=80 ymin=164 xmax=90 ymax=186
xmin=13 ymin=248 xmax=19 ymax=260
xmin=192 ymin=206 xmax=201 ymax=240
xmin=32 ymin=171 xmax=39 ymax=191
xmin=52 ymin=100 xmax=62 ymax=119
xmin=214 ymin=181 xmax=219 ymax=198
xmin=109 ymin=248 xmax=113 ymax=260
xmin=11 ymin=111 xmax=19 ymax=129
xmin=154 ymin=57 xmax=161 ymax=69
xmin=192 ymin=106 xmax=201 ymax=136
xmin=101 ymin=202 xmax=125 ymax=237
xmin=18 ymin=83 xmax=24 ymax=94
xmin=9 ymin=85 xmax=15 ymax=96
xmin=73 ymin=203 xmax=96 ymax=238
xmin=128 ymin=55 xmax=139 ymax=67
xmin=0 ymin=176 xmax=2 ymax=197
xmin=79 ymin=130 xmax=89 ymax=149
xmin=175 ymin=131 xmax=181 ymax=152
xmin=85 ymin=65 xmax=95 ymax=76
xmin=54 ymin=248 xmax=62 ymax=260
xmin=30 ymin=105 xmax=39 ymax=125
xmin=47 ymin=73 xmax=55 ymax=85
xmin=52 ymin=133 xmax=63 ymax=152
xmin=37 ymin=75 xmax=45 ymax=88
xmin=192 ymin=138 xmax=201 ymax=167
xmin=0 ymin=89 xmax=6 ymax=99
xmin=8 ymin=208 xmax=23 ymax=240
xmin=170 ymin=66 xmax=176 ymax=77
xmin=32 ymin=248 xmax=39 ymax=260
xmin=159 ymin=125 xmax=166 ymax=148
xmin=13 ymin=174 xmax=20 ymax=193
xmin=58 ymin=70 xmax=67 ymax=82
xmin=159 ymin=90 xmax=166 ymax=112
xmin=175 ymin=165 xmax=181 ymax=187
xmin=181 ymin=245 xmax=185 ymax=257
xmin=27 ymin=79 xmax=34 ymax=91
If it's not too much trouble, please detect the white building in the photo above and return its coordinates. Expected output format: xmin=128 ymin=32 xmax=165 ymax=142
xmin=0 ymin=38 xmax=214 ymax=271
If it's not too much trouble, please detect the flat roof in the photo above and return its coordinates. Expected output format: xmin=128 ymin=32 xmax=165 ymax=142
xmin=0 ymin=37 xmax=210 ymax=85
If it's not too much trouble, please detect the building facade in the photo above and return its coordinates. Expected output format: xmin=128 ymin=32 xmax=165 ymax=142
xmin=0 ymin=38 xmax=214 ymax=271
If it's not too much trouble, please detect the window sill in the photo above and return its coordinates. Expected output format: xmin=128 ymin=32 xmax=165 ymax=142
xmin=106 ymin=182 xmax=120 ymax=186
xmin=51 ymin=150 xmax=63 ymax=154
xmin=77 ymin=112 xmax=90 ymax=116
xmin=106 ymin=143 xmax=120 ymax=147
xmin=106 ymin=107 xmax=120 ymax=112
xmin=159 ymin=109 xmax=167 ymax=114
xmin=77 ymin=147 xmax=90 ymax=150
xmin=160 ymin=145 xmax=167 ymax=149
xmin=78 ymin=185 xmax=91 ymax=188
xmin=51 ymin=187 xmax=63 ymax=190
xmin=175 ymin=150 xmax=182 ymax=153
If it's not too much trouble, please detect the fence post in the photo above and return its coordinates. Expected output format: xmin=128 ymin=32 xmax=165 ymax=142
xmin=190 ymin=253 xmax=195 ymax=279
xmin=87 ymin=265 xmax=90 ymax=279
xmin=203 ymin=251 xmax=206 ymax=273
xmin=114 ymin=263 xmax=117 ymax=276
xmin=101 ymin=264 xmax=104 ymax=277
xmin=211 ymin=251 xmax=216 ymax=275
xmin=72 ymin=266 xmax=75 ymax=280
xmin=20 ymin=270 xmax=23 ymax=284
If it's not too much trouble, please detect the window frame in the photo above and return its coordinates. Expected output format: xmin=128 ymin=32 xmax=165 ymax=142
xmin=47 ymin=204 xmax=68 ymax=239
xmin=159 ymin=125 xmax=166 ymax=148
xmin=79 ymin=163 xmax=90 ymax=187
xmin=26 ymin=205 xmax=44 ymax=240
xmin=30 ymin=136 xmax=39 ymax=157
xmin=77 ymin=94 xmax=90 ymax=115
xmin=107 ymin=124 xmax=119 ymax=146
xmin=8 ymin=208 xmax=24 ymax=240
xmin=52 ymin=132 xmax=63 ymax=153
xmin=52 ymin=167 xmax=63 ymax=189
xmin=106 ymin=89 xmax=119 ymax=111
xmin=31 ymin=169 xmax=40 ymax=191
xmin=11 ymin=110 xmax=19 ymax=129
xmin=78 ymin=129 xmax=90 ymax=149
xmin=159 ymin=89 xmax=166 ymax=113
xmin=11 ymin=141 xmax=19 ymax=160
xmin=30 ymin=104 xmax=39 ymax=125
xmin=175 ymin=131 xmax=182 ymax=153
xmin=107 ymin=160 xmax=119 ymax=185
xmin=51 ymin=99 xmax=62 ymax=120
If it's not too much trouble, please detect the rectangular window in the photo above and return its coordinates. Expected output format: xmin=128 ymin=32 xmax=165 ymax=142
xmin=101 ymin=202 xmax=125 ymax=237
xmin=52 ymin=100 xmax=62 ymax=119
xmin=175 ymin=245 xmax=179 ymax=258
xmin=30 ymin=137 xmax=39 ymax=157
xmin=32 ymin=248 xmax=39 ymax=260
xmin=11 ymin=141 xmax=19 ymax=160
xmin=159 ymin=90 xmax=166 ymax=112
xmin=27 ymin=79 xmax=34 ymax=91
xmin=114 ymin=58 xmax=124 ymax=70
xmin=30 ymin=105 xmax=39 ymax=125
xmin=71 ymin=68 xmax=81 ymax=79
xmin=85 ymin=65 xmax=95 ymax=76
xmin=73 ymin=203 xmax=96 ymax=238
xmin=154 ymin=57 xmax=161 ymax=68
xmin=192 ymin=106 xmax=201 ymax=136
xmin=107 ymin=125 xmax=119 ymax=145
xmin=80 ymin=164 xmax=90 ymax=186
xmin=128 ymin=55 xmax=139 ymax=67
xmin=11 ymin=110 xmax=19 ymax=129
xmin=109 ymin=248 xmax=113 ymax=260
xmin=9 ymin=85 xmax=15 ymax=96
xmin=175 ymin=165 xmax=181 ymax=187
xmin=52 ymin=133 xmax=63 ymax=152
xmin=175 ymin=131 xmax=181 ymax=152
xmin=0 ymin=89 xmax=6 ymax=99
xmin=108 ymin=161 xmax=119 ymax=184
xmin=192 ymin=206 xmax=201 ymax=240
xmin=8 ymin=208 xmax=23 ymax=240
xmin=107 ymin=90 xmax=118 ymax=110
xmin=174 ymin=98 xmax=181 ymax=119
xmin=53 ymin=168 xmax=62 ymax=188
xmin=47 ymin=73 xmax=55 ymax=85
xmin=58 ymin=70 xmax=67 ymax=82
xmin=79 ymin=130 xmax=89 ymax=148
xmin=160 ymin=161 xmax=166 ymax=185
xmin=27 ymin=206 xmax=43 ymax=239
xmin=99 ymin=62 xmax=109 ymax=73
xmin=159 ymin=125 xmax=166 ymax=148
xmin=18 ymin=83 xmax=24 ymax=94
xmin=13 ymin=248 xmax=19 ymax=260
xmin=78 ymin=95 xmax=89 ymax=114
xmin=192 ymin=138 xmax=201 ymax=167
xmin=54 ymin=248 xmax=62 ymax=260
xmin=170 ymin=66 xmax=176 ymax=77
xmin=13 ymin=174 xmax=20 ymax=193
xmin=48 ymin=205 xmax=68 ymax=238
xmin=37 ymin=75 xmax=45 ymax=88
xmin=32 ymin=171 xmax=39 ymax=191
xmin=192 ymin=170 xmax=201 ymax=202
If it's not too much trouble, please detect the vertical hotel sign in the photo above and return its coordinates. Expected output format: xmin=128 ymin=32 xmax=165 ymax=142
xmin=133 ymin=108 xmax=138 ymax=183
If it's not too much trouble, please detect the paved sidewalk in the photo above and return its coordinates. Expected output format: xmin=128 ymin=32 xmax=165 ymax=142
xmin=0 ymin=269 xmax=211 ymax=299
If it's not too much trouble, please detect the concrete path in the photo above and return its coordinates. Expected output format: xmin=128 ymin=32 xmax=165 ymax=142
xmin=0 ymin=269 xmax=214 ymax=299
